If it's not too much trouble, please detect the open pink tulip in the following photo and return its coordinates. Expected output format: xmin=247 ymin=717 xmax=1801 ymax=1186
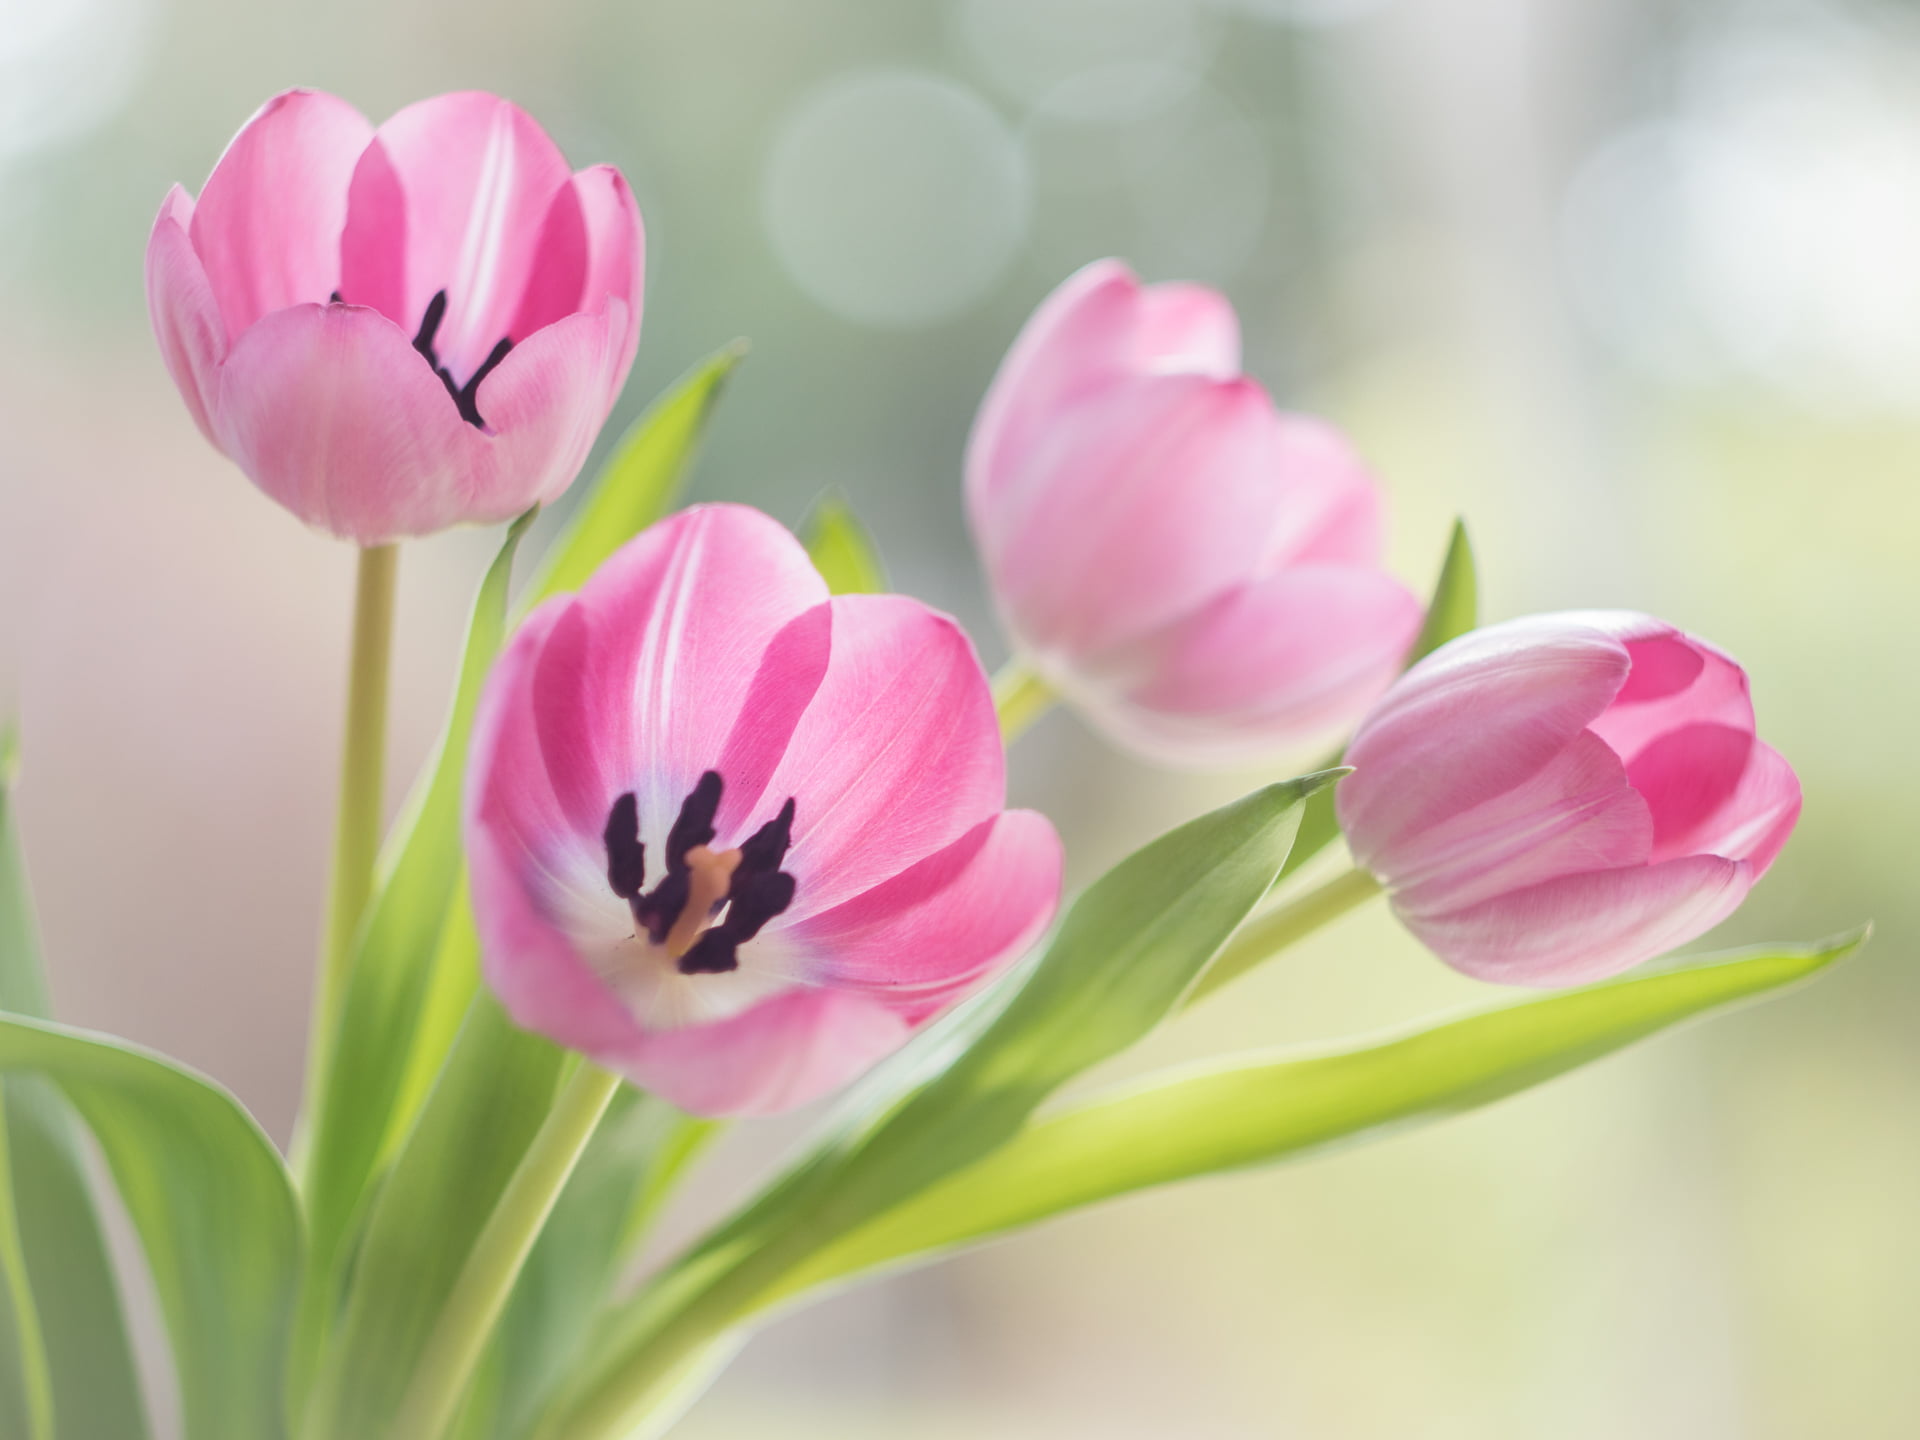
xmin=465 ymin=504 xmax=1063 ymax=1115
xmin=146 ymin=89 xmax=643 ymax=543
xmin=967 ymin=259 xmax=1423 ymax=765
xmin=1337 ymin=612 xmax=1801 ymax=986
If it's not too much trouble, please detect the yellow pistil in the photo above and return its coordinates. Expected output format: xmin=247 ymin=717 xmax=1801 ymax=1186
xmin=663 ymin=844 xmax=741 ymax=959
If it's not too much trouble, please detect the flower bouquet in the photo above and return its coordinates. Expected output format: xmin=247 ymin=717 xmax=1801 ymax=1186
xmin=0 ymin=90 xmax=1862 ymax=1440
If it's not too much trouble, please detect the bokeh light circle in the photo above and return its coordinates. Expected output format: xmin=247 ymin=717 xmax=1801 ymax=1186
xmin=763 ymin=69 xmax=1031 ymax=329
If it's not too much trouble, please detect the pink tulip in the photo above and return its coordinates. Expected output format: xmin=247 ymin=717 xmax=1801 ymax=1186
xmin=967 ymin=259 xmax=1423 ymax=765
xmin=1337 ymin=612 xmax=1801 ymax=986
xmin=146 ymin=89 xmax=643 ymax=543
xmin=464 ymin=504 xmax=1063 ymax=1115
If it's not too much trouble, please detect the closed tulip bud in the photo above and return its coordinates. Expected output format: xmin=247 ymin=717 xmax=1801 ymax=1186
xmin=146 ymin=89 xmax=644 ymax=543
xmin=967 ymin=259 xmax=1423 ymax=765
xmin=1337 ymin=612 xmax=1801 ymax=985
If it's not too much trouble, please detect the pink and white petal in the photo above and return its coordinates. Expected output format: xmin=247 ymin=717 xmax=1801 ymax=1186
xmin=784 ymin=810 xmax=1062 ymax=1010
xmin=354 ymin=92 xmax=577 ymax=381
xmin=462 ymin=308 xmax=620 ymax=518
xmin=1083 ymin=564 xmax=1422 ymax=766
xmin=1132 ymin=281 xmax=1240 ymax=377
xmin=189 ymin=89 xmax=373 ymax=342
xmin=612 ymin=988 xmax=912 ymax=1117
xmin=146 ymin=187 xmax=226 ymax=445
xmin=756 ymin=595 xmax=1006 ymax=921
xmin=563 ymin=505 xmax=831 ymax=845
xmin=1679 ymin=738 xmax=1800 ymax=874
xmin=469 ymin=796 xmax=650 ymax=1063
xmin=209 ymin=302 xmax=484 ymax=542
xmin=1263 ymin=416 xmax=1390 ymax=569
xmin=986 ymin=375 xmax=1285 ymax=657
xmin=1579 ymin=616 xmax=1757 ymax=762
xmin=570 ymin=165 xmax=646 ymax=400
xmin=966 ymin=259 xmax=1142 ymax=520
xmin=1339 ymin=616 xmax=1633 ymax=863
xmin=467 ymin=597 xmax=590 ymax=862
xmin=1398 ymin=854 xmax=1751 ymax=988
xmin=1388 ymin=731 xmax=1652 ymax=914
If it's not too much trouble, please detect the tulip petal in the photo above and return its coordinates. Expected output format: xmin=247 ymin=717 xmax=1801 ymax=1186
xmin=967 ymin=259 xmax=1141 ymax=516
xmin=622 ymin=989 xmax=912 ymax=1117
xmin=1587 ymin=623 xmax=1757 ymax=762
xmin=189 ymin=89 xmax=373 ymax=342
xmin=146 ymin=186 xmax=225 ymax=445
xmin=1389 ymin=731 xmax=1653 ymax=915
xmin=986 ymin=375 xmax=1288 ymax=656
xmin=569 ymin=164 xmax=646 ymax=400
xmin=464 ymin=308 xmax=622 ymax=513
xmin=1339 ymin=616 xmax=1633 ymax=866
xmin=1397 ymin=854 xmax=1750 ymax=987
xmin=346 ymin=92 xmax=577 ymax=383
xmin=1083 ymin=563 xmax=1422 ymax=765
xmin=558 ymin=505 xmax=832 ymax=847
xmin=1133 ymin=281 xmax=1240 ymax=377
xmin=784 ymin=810 xmax=1062 ymax=1016
xmin=757 ymin=595 xmax=1006 ymax=922
xmin=210 ymin=301 xmax=484 ymax=541
xmin=1265 ymin=415 xmax=1389 ymax=569
xmin=1629 ymin=729 xmax=1799 ymax=873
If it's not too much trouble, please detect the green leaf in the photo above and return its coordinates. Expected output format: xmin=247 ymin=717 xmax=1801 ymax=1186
xmin=477 ymin=1094 xmax=716 ymax=1440
xmin=0 ymin=1015 xmax=302 ymax=1440
xmin=542 ymin=774 xmax=1335 ymax=1440
xmin=524 ymin=344 xmax=746 ymax=603
xmin=800 ymin=493 xmax=886 ymax=595
xmin=777 ymin=930 xmax=1866 ymax=1296
xmin=300 ymin=512 xmax=535 ymax=1335
xmin=302 ymin=989 xmax=567 ymax=1440
xmin=0 ymin=730 xmax=148 ymax=1440
xmin=1278 ymin=519 xmax=1477 ymax=884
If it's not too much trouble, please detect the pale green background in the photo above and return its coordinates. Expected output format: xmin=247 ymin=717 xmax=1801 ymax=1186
xmin=0 ymin=0 xmax=1914 ymax=1435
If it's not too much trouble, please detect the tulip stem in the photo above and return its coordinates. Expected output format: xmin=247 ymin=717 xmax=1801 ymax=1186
xmin=391 ymin=1061 xmax=623 ymax=1440
xmin=299 ymin=543 xmax=398 ymax=1169
xmin=992 ymin=659 xmax=1055 ymax=745
xmin=1188 ymin=866 xmax=1383 ymax=1004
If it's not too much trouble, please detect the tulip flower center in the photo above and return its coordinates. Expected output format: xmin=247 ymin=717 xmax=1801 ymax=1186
xmin=602 ymin=771 xmax=799 ymax=976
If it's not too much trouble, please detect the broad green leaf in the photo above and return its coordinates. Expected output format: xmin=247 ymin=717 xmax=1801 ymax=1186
xmin=477 ymin=1093 xmax=715 ymax=1440
xmin=0 ymin=730 xmax=147 ymax=1439
xmin=774 ymin=930 xmax=1866 ymax=1296
xmin=542 ymin=774 xmax=1335 ymax=1440
xmin=800 ymin=493 xmax=886 ymax=595
xmin=1277 ymin=519 xmax=1477 ymax=884
xmin=524 ymin=344 xmax=746 ymax=603
xmin=0 ymin=1015 xmax=301 ymax=1440
xmin=300 ymin=512 xmax=534 ymax=1333
xmin=302 ymin=989 xmax=566 ymax=1440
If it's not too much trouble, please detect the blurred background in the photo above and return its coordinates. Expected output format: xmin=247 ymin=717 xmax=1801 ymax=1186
xmin=2 ymin=0 xmax=1916 ymax=1434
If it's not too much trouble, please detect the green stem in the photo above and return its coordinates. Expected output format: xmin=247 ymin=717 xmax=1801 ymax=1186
xmin=393 ymin=1062 xmax=623 ymax=1440
xmin=1187 ymin=866 xmax=1383 ymax=1004
xmin=0 ymin=1096 xmax=54 ymax=1440
xmin=992 ymin=658 xmax=1055 ymax=746
xmin=298 ymin=543 xmax=398 ymax=1177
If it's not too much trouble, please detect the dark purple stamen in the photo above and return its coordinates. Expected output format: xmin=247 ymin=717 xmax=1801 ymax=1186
xmin=603 ymin=791 xmax=646 ymax=901
xmin=410 ymin=288 xmax=513 ymax=429
xmin=602 ymin=773 xmax=799 ymax=976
